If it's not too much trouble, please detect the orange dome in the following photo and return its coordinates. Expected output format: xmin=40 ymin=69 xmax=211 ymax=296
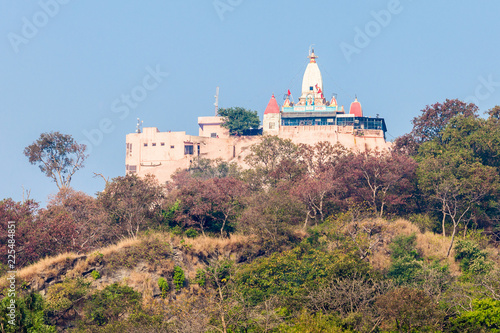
xmin=264 ymin=94 xmax=280 ymax=114
xmin=349 ymin=97 xmax=363 ymax=117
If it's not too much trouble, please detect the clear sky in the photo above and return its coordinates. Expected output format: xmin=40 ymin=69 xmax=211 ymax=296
xmin=1 ymin=1 xmax=500 ymax=205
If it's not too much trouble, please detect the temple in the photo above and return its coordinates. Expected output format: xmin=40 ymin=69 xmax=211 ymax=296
xmin=126 ymin=49 xmax=389 ymax=182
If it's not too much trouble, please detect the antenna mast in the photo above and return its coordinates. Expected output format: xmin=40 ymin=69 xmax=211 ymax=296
xmin=214 ymin=86 xmax=219 ymax=116
xmin=136 ymin=118 xmax=143 ymax=133
xmin=309 ymin=44 xmax=315 ymax=55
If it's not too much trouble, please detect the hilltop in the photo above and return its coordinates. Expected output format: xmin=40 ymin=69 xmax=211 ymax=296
xmin=2 ymin=100 xmax=500 ymax=332
xmin=2 ymin=217 xmax=500 ymax=332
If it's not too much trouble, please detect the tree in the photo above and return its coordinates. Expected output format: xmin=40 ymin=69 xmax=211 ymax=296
xmin=452 ymin=298 xmax=500 ymax=332
xmin=237 ymin=188 xmax=305 ymax=251
xmin=24 ymin=132 xmax=87 ymax=189
xmin=98 ymin=174 xmax=164 ymax=238
xmin=245 ymin=136 xmax=304 ymax=187
xmin=188 ymin=157 xmax=240 ymax=179
xmin=416 ymin=114 xmax=500 ymax=254
xmin=348 ymin=150 xmax=417 ymax=217
xmin=0 ymin=198 xmax=39 ymax=269
xmin=218 ymin=107 xmax=260 ymax=136
xmin=393 ymin=133 xmax=419 ymax=156
xmin=411 ymin=99 xmax=478 ymax=144
xmin=418 ymin=150 xmax=499 ymax=257
xmin=375 ymin=287 xmax=444 ymax=332
xmin=291 ymin=143 xmax=350 ymax=227
xmin=171 ymin=172 xmax=247 ymax=236
xmin=44 ymin=188 xmax=111 ymax=253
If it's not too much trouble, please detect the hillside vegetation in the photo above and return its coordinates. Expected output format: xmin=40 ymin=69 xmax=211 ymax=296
xmin=1 ymin=99 xmax=500 ymax=332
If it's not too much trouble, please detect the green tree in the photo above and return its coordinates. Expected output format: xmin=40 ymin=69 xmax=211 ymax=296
xmin=0 ymin=292 xmax=56 ymax=332
xmin=454 ymin=239 xmax=492 ymax=275
xmin=417 ymin=115 xmax=500 ymax=255
xmin=189 ymin=157 xmax=240 ymax=179
xmin=387 ymin=234 xmax=423 ymax=284
xmin=218 ymin=107 xmax=260 ymax=136
xmin=453 ymin=298 xmax=500 ymax=332
xmin=418 ymin=153 xmax=499 ymax=257
xmin=24 ymin=132 xmax=87 ymax=189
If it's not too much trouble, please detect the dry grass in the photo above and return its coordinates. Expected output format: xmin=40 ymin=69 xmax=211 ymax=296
xmin=369 ymin=246 xmax=392 ymax=272
xmin=366 ymin=219 xmax=463 ymax=274
xmin=417 ymin=231 xmax=461 ymax=275
xmin=66 ymin=237 xmax=142 ymax=278
xmin=183 ymin=234 xmax=255 ymax=258
xmin=95 ymin=236 xmax=141 ymax=257
xmin=1 ymin=232 xmax=254 ymax=292
xmin=125 ymin=271 xmax=155 ymax=296
xmin=0 ymin=252 xmax=82 ymax=290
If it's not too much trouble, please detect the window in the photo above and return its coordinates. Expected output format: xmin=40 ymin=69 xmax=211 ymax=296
xmin=126 ymin=165 xmax=137 ymax=173
xmin=170 ymin=145 xmax=175 ymax=149
xmin=211 ymin=133 xmax=217 ymax=138
xmin=126 ymin=143 xmax=132 ymax=156
xmin=144 ymin=143 xmax=148 ymax=147
xmin=184 ymin=145 xmax=194 ymax=155
xmin=269 ymin=122 xmax=275 ymax=129
xmin=161 ymin=142 xmax=165 ymax=146
xmin=152 ymin=143 xmax=156 ymax=147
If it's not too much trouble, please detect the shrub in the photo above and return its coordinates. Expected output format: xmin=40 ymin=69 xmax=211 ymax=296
xmin=158 ymin=277 xmax=169 ymax=297
xmin=195 ymin=269 xmax=206 ymax=287
xmin=84 ymin=283 xmax=141 ymax=326
xmin=387 ymin=233 xmax=423 ymax=284
xmin=45 ymin=278 xmax=90 ymax=317
xmin=185 ymin=228 xmax=198 ymax=238
xmin=452 ymin=298 xmax=500 ymax=332
xmin=408 ymin=213 xmax=437 ymax=233
xmin=91 ymin=270 xmax=101 ymax=280
xmin=454 ymin=239 xmax=492 ymax=274
xmin=375 ymin=287 xmax=444 ymax=332
xmin=0 ymin=292 xmax=56 ymax=332
xmin=282 ymin=310 xmax=346 ymax=333
xmin=173 ymin=266 xmax=185 ymax=291
xmin=388 ymin=258 xmax=422 ymax=284
xmin=390 ymin=233 xmax=420 ymax=260
xmin=171 ymin=225 xmax=183 ymax=236
xmin=237 ymin=245 xmax=369 ymax=308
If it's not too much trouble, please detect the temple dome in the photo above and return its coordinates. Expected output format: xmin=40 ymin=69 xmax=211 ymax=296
xmin=301 ymin=50 xmax=323 ymax=99
xmin=264 ymin=94 xmax=280 ymax=114
xmin=349 ymin=97 xmax=363 ymax=117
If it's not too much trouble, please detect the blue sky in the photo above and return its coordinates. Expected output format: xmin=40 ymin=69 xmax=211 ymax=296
xmin=1 ymin=1 xmax=500 ymax=205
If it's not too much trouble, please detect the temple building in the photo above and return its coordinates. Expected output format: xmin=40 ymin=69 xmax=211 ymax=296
xmin=126 ymin=49 xmax=390 ymax=182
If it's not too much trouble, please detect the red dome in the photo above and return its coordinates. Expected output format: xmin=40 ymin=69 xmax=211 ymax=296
xmin=349 ymin=98 xmax=363 ymax=117
xmin=264 ymin=94 xmax=280 ymax=114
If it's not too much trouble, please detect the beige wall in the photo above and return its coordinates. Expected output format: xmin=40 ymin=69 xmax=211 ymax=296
xmin=263 ymin=113 xmax=281 ymax=136
xmin=278 ymin=126 xmax=388 ymax=152
xmin=126 ymin=127 xmax=260 ymax=183
xmin=198 ymin=116 xmax=229 ymax=138
xmin=126 ymin=125 xmax=390 ymax=184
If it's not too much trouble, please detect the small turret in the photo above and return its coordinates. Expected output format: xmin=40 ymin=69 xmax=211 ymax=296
xmin=330 ymin=95 xmax=337 ymax=107
xmin=264 ymin=94 xmax=280 ymax=114
xmin=263 ymin=94 xmax=281 ymax=135
xmin=349 ymin=97 xmax=363 ymax=117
